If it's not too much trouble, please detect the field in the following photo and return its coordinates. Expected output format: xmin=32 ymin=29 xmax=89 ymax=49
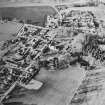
xmin=0 ymin=5 xmax=58 ymax=26
xmin=0 ymin=22 xmax=22 ymax=41
xmin=4 ymin=67 xmax=85 ymax=105
xmin=0 ymin=5 xmax=58 ymax=41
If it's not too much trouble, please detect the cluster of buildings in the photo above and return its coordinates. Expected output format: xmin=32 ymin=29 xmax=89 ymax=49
xmin=46 ymin=9 xmax=105 ymax=66
xmin=1 ymin=9 xmax=105 ymax=103
xmin=60 ymin=10 xmax=97 ymax=34
xmin=0 ymin=23 xmax=70 ymax=99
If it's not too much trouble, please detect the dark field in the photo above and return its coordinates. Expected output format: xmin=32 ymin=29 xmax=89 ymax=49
xmin=0 ymin=6 xmax=57 ymax=26
xmin=0 ymin=22 xmax=22 ymax=41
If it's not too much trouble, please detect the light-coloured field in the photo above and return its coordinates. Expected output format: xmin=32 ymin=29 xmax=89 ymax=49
xmin=0 ymin=0 xmax=78 ymax=7
xmin=0 ymin=22 xmax=22 ymax=41
xmin=5 ymin=67 xmax=85 ymax=105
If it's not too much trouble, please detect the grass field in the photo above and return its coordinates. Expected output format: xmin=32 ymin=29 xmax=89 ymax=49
xmin=0 ymin=22 xmax=22 ymax=41
xmin=5 ymin=67 xmax=85 ymax=105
